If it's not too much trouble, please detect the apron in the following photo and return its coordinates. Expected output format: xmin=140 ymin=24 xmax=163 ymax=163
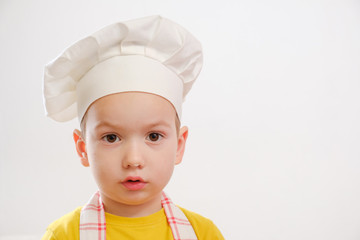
xmin=79 ymin=191 xmax=198 ymax=240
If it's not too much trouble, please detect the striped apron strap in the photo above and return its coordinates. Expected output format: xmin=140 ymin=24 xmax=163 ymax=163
xmin=79 ymin=191 xmax=106 ymax=240
xmin=161 ymin=192 xmax=198 ymax=240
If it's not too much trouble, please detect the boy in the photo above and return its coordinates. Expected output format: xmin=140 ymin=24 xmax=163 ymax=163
xmin=42 ymin=16 xmax=224 ymax=239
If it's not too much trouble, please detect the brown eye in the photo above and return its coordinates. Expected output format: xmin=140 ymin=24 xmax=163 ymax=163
xmin=103 ymin=134 xmax=119 ymax=143
xmin=148 ymin=133 xmax=161 ymax=142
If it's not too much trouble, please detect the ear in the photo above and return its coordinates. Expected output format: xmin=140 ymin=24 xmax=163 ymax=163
xmin=175 ymin=126 xmax=189 ymax=165
xmin=73 ymin=129 xmax=89 ymax=167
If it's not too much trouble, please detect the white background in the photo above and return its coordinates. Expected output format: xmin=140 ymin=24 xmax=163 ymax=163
xmin=1 ymin=0 xmax=360 ymax=239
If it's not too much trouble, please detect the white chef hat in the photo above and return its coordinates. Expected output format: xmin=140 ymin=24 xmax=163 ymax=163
xmin=43 ymin=15 xmax=203 ymax=122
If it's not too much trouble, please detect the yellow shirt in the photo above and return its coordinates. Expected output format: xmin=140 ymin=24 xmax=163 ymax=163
xmin=42 ymin=207 xmax=224 ymax=240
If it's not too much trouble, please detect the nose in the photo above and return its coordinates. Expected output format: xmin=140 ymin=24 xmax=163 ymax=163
xmin=122 ymin=139 xmax=144 ymax=169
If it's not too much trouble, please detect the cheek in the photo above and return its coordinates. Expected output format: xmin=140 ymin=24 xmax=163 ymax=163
xmin=152 ymin=141 xmax=178 ymax=163
xmin=87 ymin=145 xmax=119 ymax=181
xmin=150 ymin=144 xmax=178 ymax=177
xmin=151 ymin=160 xmax=175 ymax=188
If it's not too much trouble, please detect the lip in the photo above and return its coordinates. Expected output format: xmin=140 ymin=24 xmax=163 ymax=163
xmin=121 ymin=176 xmax=147 ymax=191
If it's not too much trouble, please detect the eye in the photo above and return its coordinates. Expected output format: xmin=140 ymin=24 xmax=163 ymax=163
xmin=147 ymin=133 xmax=163 ymax=142
xmin=103 ymin=134 xmax=120 ymax=143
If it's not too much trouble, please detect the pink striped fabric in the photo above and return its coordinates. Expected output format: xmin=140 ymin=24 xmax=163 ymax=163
xmin=79 ymin=192 xmax=106 ymax=240
xmin=161 ymin=192 xmax=198 ymax=240
xmin=79 ymin=191 xmax=198 ymax=240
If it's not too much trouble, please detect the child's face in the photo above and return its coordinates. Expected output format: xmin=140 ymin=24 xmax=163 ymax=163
xmin=73 ymin=92 xmax=188 ymax=216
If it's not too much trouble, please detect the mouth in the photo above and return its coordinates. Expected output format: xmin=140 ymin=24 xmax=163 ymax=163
xmin=121 ymin=176 xmax=147 ymax=191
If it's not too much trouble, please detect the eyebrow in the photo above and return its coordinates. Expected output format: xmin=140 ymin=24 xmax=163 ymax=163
xmin=94 ymin=120 xmax=173 ymax=131
xmin=94 ymin=121 xmax=120 ymax=131
xmin=144 ymin=120 xmax=173 ymax=130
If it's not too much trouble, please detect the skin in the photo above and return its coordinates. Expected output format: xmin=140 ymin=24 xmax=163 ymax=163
xmin=73 ymin=92 xmax=188 ymax=217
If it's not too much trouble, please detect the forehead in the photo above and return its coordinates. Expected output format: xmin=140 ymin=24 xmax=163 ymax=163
xmin=84 ymin=92 xmax=177 ymax=126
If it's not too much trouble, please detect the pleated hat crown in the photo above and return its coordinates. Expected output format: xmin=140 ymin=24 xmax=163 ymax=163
xmin=43 ymin=15 xmax=203 ymax=122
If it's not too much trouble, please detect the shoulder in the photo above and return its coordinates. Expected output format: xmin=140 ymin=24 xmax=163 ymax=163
xmin=41 ymin=207 xmax=82 ymax=240
xmin=179 ymin=207 xmax=225 ymax=240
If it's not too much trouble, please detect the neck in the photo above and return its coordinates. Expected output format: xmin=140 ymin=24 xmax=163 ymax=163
xmin=100 ymin=192 xmax=162 ymax=218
